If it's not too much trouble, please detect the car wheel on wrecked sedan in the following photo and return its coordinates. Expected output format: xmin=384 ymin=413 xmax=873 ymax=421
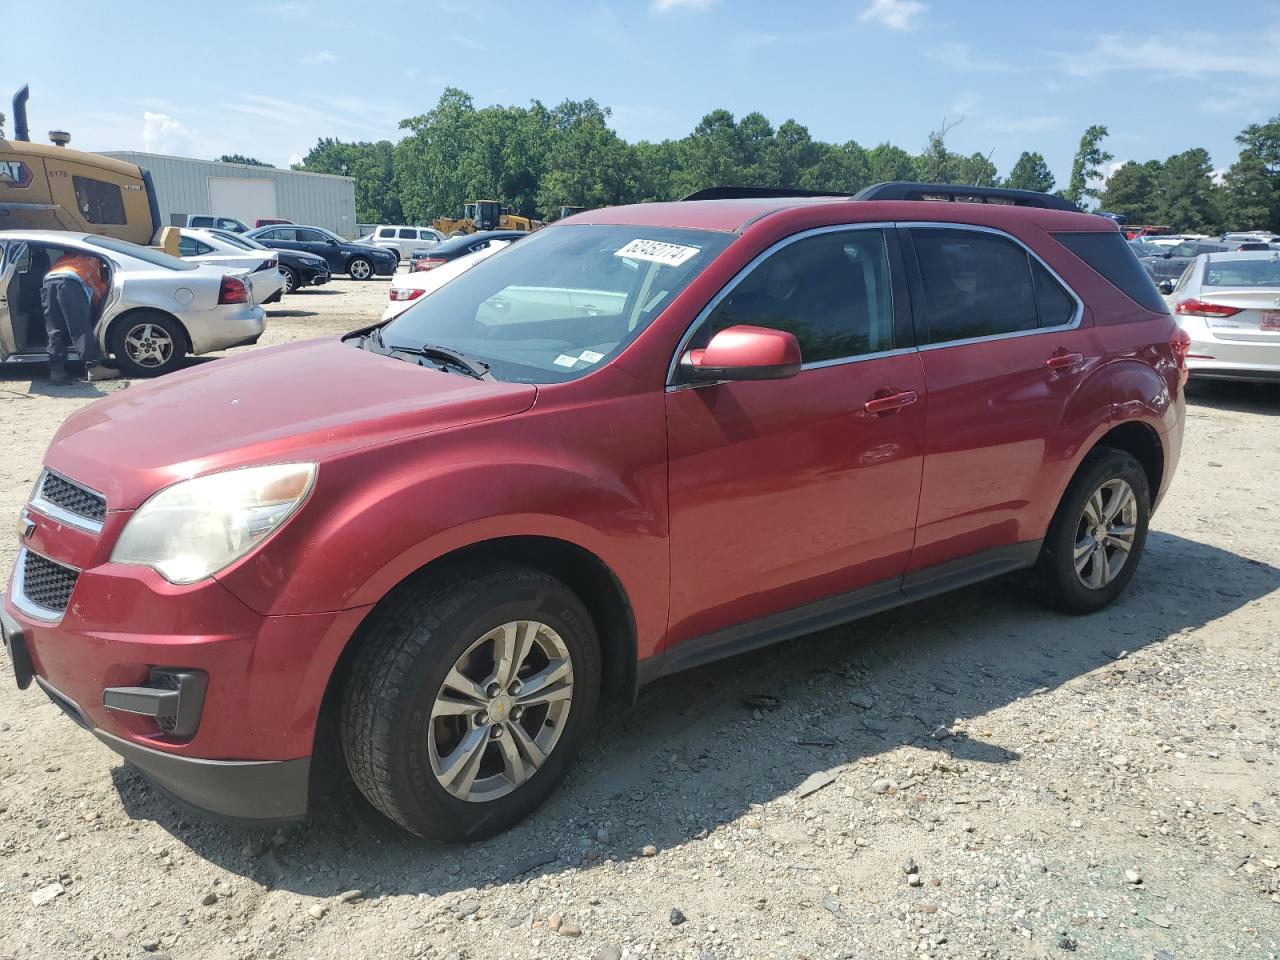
xmin=4 ymin=182 xmax=1185 ymax=840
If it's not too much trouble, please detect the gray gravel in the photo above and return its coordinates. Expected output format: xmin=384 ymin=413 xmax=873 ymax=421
xmin=0 ymin=280 xmax=1278 ymax=959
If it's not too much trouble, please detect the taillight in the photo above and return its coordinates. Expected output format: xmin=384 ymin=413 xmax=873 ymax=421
xmin=1171 ymin=326 xmax=1191 ymax=386
xmin=1174 ymin=299 xmax=1242 ymax=318
xmin=218 ymin=275 xmax=249 ymax=304
xmin=388 ymin=287 xmax=425 ymax=302
xmin=413 ymin=258 xmax=446 ymax=272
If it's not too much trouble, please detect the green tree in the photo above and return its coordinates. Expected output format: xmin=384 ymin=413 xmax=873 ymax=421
xmin=916 ymin=129 xmax=956 ymax=184
xmin=798 ymin=141 xmax=869 ymax=193
xmin=1098 ymin=160 xmax=1162 ymax=224
xmin=536 ymin=99 xmax=633 ymax=216
xmin=865 ymin=142 xmax=918 ymax=184
xmin=1156 ymin=148 xmax=1221 ymax=232
xmin=1221 ymin=115 xmax=1280 ymax=232
xmin=955 ymin=152 xmax=998 ymax=187
xmin=394 ymin=88 xmax=480 ymax=223
xmin=1061 ymin=125 xmax=1113 ymax=208
xmin=296 ymin=138 xmax=402 ymax=224
xmin=0 ymin=109 xmax=6 ymax=138
xmin=218 ymin=154 xmax=272 ymax=166
xmin=1003 ymin=151 xmax=1055 ymax=192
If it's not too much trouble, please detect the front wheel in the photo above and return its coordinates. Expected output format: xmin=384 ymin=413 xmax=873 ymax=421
xmin=347 ymin=257 xmax=373 ymax=280
xmin=340 ymin=568 xmax=601 ymax=841
xmin=1032 ymin=448 xmax=1151 ymax=614
xmin=280 ymin=266 xmax=299 ymax=294
xmin=108 ymin=311 xmax=187 ymax=377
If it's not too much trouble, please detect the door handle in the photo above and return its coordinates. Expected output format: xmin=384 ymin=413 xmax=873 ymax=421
xmin=1045 ymin=350 xmax=1084 ymax=370
xmin=863 ymin=389 xmax=918 ymax=415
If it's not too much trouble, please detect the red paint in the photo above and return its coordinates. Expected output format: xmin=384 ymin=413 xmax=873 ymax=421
xmin=8 ymin=197 xmax=1183 ymax=774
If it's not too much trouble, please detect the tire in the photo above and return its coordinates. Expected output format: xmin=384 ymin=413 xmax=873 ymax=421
xmin=280 ymin=266 xmax=299 ymax=294
xmin=107 ymin=311 xmax=188 ymax=378
xmin=1032 ymin=447 xmax=1151 ymax=614
xmin=348 ymin=257 xmax=374 ymax=280
xmin=340 ymin=567 xmax=601 ymax=842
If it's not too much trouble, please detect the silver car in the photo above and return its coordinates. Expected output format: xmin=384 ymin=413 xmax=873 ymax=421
xmin=0 ymin=230 xmax=265 ymax=377
xmin=1164 ymin=250 xmax=1280 ymax=382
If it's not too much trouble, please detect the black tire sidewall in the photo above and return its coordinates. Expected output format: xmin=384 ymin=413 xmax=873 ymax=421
xmin=107 ymin=312 xmax=187 ymax=378
xmin=1037 ymin=449 xmax=1151 ymax=613
xmin=349 ymin=571 xmax=601 ymax=842
xmin=348 ymin=257 xmax=373 ymax=280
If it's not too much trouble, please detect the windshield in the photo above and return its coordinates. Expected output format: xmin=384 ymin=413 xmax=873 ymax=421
xmin=379 ymin=224 xmax=735 ymax=383
xmin=1205 ymin=258 xmax=1280 ymax=287
xmin=86 ymin=235 xmax=198 ymax=270
xmin=212 ymin=229 xmax=262 ymax=250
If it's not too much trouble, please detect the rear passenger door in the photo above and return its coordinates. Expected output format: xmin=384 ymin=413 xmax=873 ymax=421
xmin=900 ymin=225 xmax=1103 ymax=576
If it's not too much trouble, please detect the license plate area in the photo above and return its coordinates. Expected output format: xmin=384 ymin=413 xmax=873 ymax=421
xmin=1261 ymin=311 xmax=1280 ymax=331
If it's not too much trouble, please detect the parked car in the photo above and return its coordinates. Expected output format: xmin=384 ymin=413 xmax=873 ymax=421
xmin=409 ymin=230 xmax=528 ymax=271
xmin=246 ymin=225 xmax=397 ymax=280
xmin=1139 ymin=239 xmax=1235 ymax=282
xmin=3 ymin=185 xmax=1185 ymax=841
xmin=382 ymin=239 xmax=511 ymax=322
xmin=177 ymin=229 xmax=285 ymax=305
xmin=0 ymin=230 xmax=264 ymax=376
xmin=1159 ymin=250 xmax=1280 ymax=382
xmin=202 ymin=228 xmax=330 ymax=293
xmin=1221 ymin=231 xmax=1280 ymax=245
xmin=370 ymin=225 xmax=446 ymax=262
xmin=180 ymin=215 xmax=250 ymax=233
xmin=255 ymin=218 xmax=294 ymax=229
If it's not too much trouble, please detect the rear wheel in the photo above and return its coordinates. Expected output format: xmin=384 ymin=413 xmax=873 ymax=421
xmin=108 ymin=311 xmax=187 ymax=378
xmin=340 ymin=568 xmax=600 ymax=841
xmin=348 ymin=257 xmax=373 ymax=280
xmin=1032 ymin=448 xmax=1151 ymax=614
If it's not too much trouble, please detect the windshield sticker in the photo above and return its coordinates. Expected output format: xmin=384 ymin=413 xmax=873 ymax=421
xmin=554 ymin=354 xmax=579 ymax=367
xmin=578 ymin=349 xmax=604 ymax=363
xmin=614 ymin=239 xmax=700 ymax=267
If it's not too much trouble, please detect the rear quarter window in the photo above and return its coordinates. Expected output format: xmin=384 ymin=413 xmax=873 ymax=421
xmin=1053 ymin=231 xmax=1169 ymax=314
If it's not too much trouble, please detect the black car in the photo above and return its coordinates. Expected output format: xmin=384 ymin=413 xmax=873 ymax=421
xmin=409 ymin=230 xmax=527 ymax=271
xmin=1139 ymin=240 xmax=1234 ymax=282
xmin=245 ymin=225 xmax=398 ymax=280
xmin=208 ymin=229 xmax=330 ymax=293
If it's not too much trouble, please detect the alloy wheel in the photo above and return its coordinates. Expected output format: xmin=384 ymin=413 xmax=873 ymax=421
xmin=350 ymin=259 xmax=372 ymax=279
xmin=428 ymin=620 xmax=574 ymax=802
xmin=123 ymin=322 xmax=175 ymax=368
xmin=1073 ymin=478 xmax=1137 ymax=589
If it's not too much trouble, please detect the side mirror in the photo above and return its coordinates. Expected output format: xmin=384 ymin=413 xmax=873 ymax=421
xmin=682 ymin=325 xmax=802 ymax=382
xmin=1157 ymin=279 xmax=1174 ymax=295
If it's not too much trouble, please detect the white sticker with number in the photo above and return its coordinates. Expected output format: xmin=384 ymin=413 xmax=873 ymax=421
xmin=614 ymin=238 xmax=700 ymax=267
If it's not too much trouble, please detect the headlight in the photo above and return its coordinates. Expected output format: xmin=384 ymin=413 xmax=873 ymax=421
xmin=111 ymin=463 xmax=316 ymax=584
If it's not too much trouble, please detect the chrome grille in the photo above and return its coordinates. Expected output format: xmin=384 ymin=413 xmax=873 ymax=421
xmin=34 ymin=471 xmax=106 ymax=527
xmin=19 ymin=549 xmax=79 ymax=614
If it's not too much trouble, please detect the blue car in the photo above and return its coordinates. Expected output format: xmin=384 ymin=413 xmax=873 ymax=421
xmin=245 ymin=225 xmax=398 ymax=280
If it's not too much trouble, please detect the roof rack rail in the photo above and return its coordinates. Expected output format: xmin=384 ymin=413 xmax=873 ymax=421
xmin=680 ymin=186 xmax=848 ymax=201
xmin=853 ymin=181 xmax=1080 ymax=212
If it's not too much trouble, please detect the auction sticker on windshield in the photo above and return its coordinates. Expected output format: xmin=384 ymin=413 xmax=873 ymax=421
xmin=615 ymin=238 xmax=700 ymax=267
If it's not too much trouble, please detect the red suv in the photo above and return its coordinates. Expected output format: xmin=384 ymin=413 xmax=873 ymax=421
xmin=3 ymin=183 xmax=1185 ymax=841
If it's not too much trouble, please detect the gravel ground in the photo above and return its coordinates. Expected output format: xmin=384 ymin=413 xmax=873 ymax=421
xmin=0 ymin=276 xmax=1278 ymax=960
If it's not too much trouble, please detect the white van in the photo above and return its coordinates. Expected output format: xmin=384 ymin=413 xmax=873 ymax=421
xmin=371 ymin=225 xmax=446 ymax=261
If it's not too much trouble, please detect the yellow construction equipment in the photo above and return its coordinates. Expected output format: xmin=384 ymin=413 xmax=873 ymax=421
xmin=1 ymin=86 xmax=161 ymax=245
xmin=432 ymin=199 xmax=542 ymax=237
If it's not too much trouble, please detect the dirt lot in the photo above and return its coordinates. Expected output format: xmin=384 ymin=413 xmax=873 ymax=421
xmin=1 ymin=276 xmax=1278 ymax=960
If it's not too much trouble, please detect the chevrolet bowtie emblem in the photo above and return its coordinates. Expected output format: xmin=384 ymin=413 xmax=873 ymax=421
xmin=18 ymin=509 xmax=35 ymax=540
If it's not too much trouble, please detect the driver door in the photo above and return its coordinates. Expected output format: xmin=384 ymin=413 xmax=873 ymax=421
xmin=0 ymin=239 xmax=30 ymax=361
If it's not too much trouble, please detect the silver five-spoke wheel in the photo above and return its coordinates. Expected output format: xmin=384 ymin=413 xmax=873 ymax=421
xmin=1074 ymin=478 xmax=1136 ymax=589
xmin=429 ymin=620 xmax=574 ymax=802
xmin=123 ymin=322 xmax=175 ymax=369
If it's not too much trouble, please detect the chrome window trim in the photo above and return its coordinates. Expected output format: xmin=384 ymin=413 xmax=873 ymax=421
xmin=664 ymin=222 xmax=899 ymax=388
xmin=10 ymin=546 xmax=78 ymax=623
xmin=904 ymin=221 xmax=1084 ymax=351
xmin=29 ymin=469 xmax=106 ymax=535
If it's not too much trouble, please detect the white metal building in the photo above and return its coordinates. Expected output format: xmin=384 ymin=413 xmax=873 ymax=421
xmin=100 ymin=152 xmax=358 ymax=237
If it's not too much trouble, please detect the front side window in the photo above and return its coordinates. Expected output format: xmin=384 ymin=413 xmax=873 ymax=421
xmin=380 ymin=224 xmax=734 ymax=383
xmin=692 ymin=228 xmax=895 ymax=364
xmin=911 ymin=229 xmax=1039 ymax=343
xmin=73 ymin=176 xmax=126 ymax=225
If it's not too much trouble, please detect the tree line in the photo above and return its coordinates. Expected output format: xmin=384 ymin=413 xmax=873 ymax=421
xmin=289 ymin=88 xmax=1279 ymax=234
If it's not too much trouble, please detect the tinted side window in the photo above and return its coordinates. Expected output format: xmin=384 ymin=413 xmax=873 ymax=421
xmin=1032 ymin=260 xmax=1077 ymax=327
xmin=1054 ymin=231 xmax=1169 ymax=314
xmin=696 ymin=229 xmax=895 ymax=363
xmin=73 ymin=177 xmax=126 ymax=225
xmin=177 ymin=236 xmax=199 ymax=257
xmin=398 ymin=228 xmax=416 ymax=239
xmin=911 ymin=229 xmax=1037 ymax=343
xmin=297 ymin=229 xmax=327 ymax=242
xmin=378 ymin=228 xmax=395 ymax=238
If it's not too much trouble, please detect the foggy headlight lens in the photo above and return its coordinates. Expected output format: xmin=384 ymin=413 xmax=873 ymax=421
xmin=111 ymin=463 xmax=316 ymax=584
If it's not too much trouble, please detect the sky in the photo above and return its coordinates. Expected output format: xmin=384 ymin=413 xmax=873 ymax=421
xmin=3 ymin=0 xmax=1279 ymax=187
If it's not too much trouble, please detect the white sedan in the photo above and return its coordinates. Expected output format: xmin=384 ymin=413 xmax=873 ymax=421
xmin=381 ymin=240 xmax=512 ymax=322
xmin=177 ymin=228 xmax=286 ymax=305
xmin=0 ymin=230 xmax=265 ymax=377
xmin=1165 ymin=250 xmax=1280 ymax=382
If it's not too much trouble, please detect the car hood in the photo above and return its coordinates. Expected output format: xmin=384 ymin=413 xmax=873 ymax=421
xmin=45 ymin=338 xmax=537 ymax=509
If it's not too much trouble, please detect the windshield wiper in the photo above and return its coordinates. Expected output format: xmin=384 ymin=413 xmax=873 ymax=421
xmin=383 ymin=340 xmax=495 ymax=381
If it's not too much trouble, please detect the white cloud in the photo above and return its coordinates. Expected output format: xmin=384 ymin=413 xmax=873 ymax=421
xmin=926 ymin=41 xmax=1014 ymax=72
xmin=301 ymin=49 xmax=338 ymax=65
xmin=141 ymin=111 xmax=195 ymax=155
xmin=287 ymin=152 xmax=304 ymax=167
xmin=984 ymin=115 xmax=1063 ymax=135
xmin=859 ymin=0 xmax=926 ymax=31
xmin=1058 ymin=30 xmax=1280 ymax=80
xmin=651 ymin=0 xmax=714 ymax=10
xmin=1099 ymin=159 xmax=1130 ymax=183
xmin=444 ymin=34 xmax=487 ymax=51
xmin=948 ymin=93 xmax=981 ymax=117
